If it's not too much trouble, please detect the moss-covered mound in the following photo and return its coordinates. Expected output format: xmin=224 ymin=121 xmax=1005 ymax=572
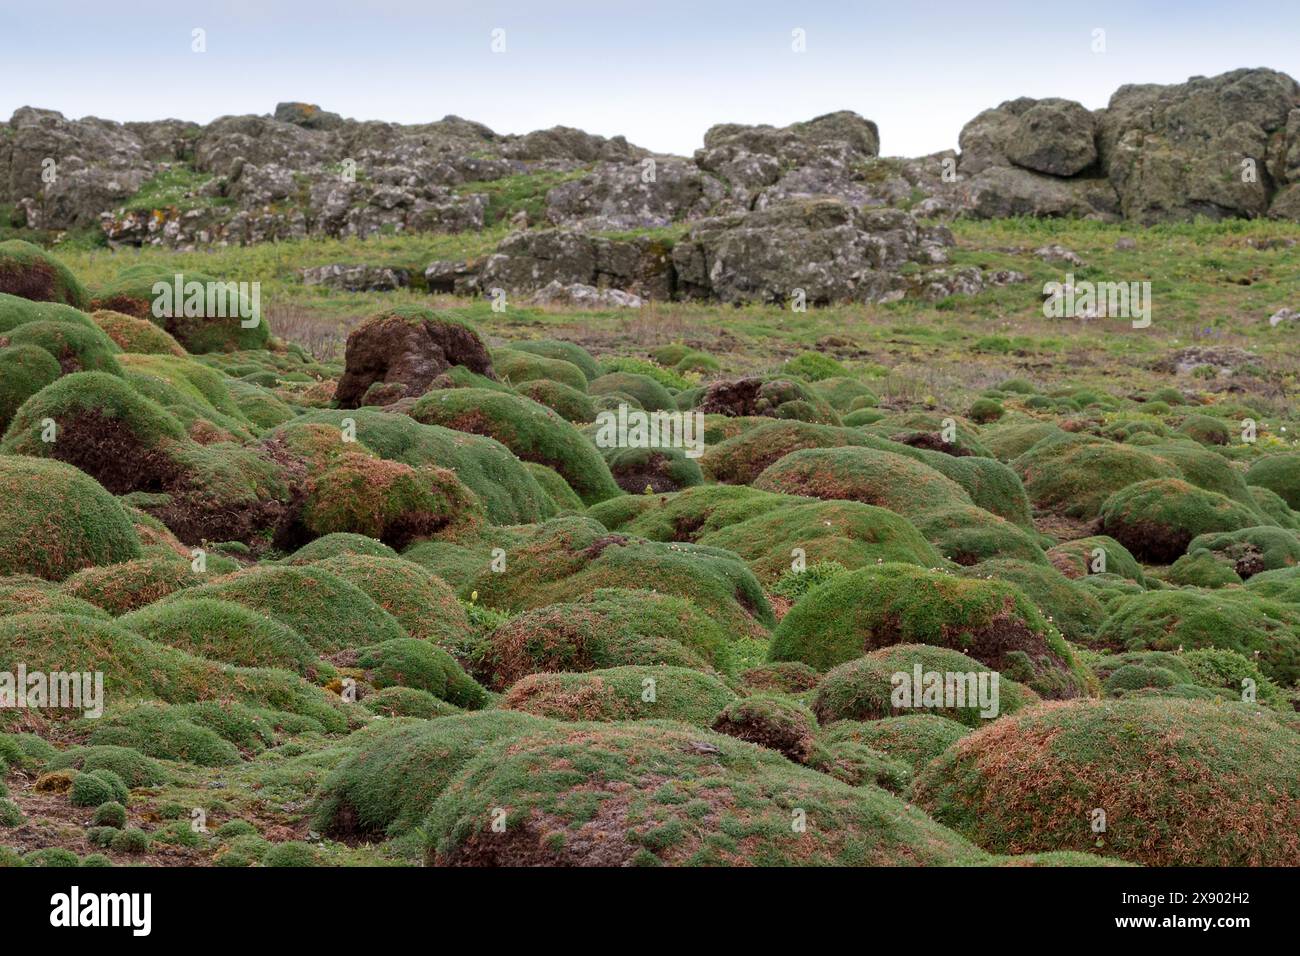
xmin=90 ymin=310 xmax=187 ymax=356
xmin=1098 ymin=478 xmax=1262 ymax=563
xmin=424 ymin=720 xmax=982 ymax=866
xmin=0 ymin=293 xmax=94 ymax=333
xmin=696 ymin=376 xmax=840 ymax=425
xmin=979 ymin=421 xmax=1065 ymax=462
xmin=600 ymin=446 xmax=703 ymax=494
xmin=1176 ymin=414 xmax=1231 ymax=446
xmin=2 ymin=371 xmax=187 ymax=489
xmin=507 ymin=339 xmax=601 ymax=382
xmin=502 ymin=665 xmax=736 ymax=725
xmin=524 ymin=462 xmax=585 ymax=511
xmin=770 ymin=563 xmax=1087 ymax=698
xmin=225 ymin=378 xmax=297 ymax=430
xmin=0 ymin=345 xmax=62 ymax=433
xmin=1164 ymin=551 xmax=1243 ymax=587
xmin=959 ymin=559 xmax=1106 ymax=645
xmin=1 ymin=320 xmax=123 ymax=376
xmin=1094 ymin=589 xmax=1300 ymax=684
xmin=284 ymin=533 xmax=398 ymax=564
xmin=1181 ymin=526 xmax=1300 ymax=580
xmin=116 ymin=352 xmax=251 ymax=435
xmin=696 ymin=500 xmax=942 ymax=583
xmin=349 ymin=639 xmax=486 ymax=709
xmin=754 ymin=446 xmax=972 ymax=519
xmin=739 ymin=662 xmax=820 ymax=694
xmin=0 ymin=457 xmax=141 ymax=581
xmin=711 ymin=694 xmax=818 ymax=762
xmin=311 ymin=712 xmax=557 ymax=840
xmin=474 ymin=588 xmax=733 ymax=689
xmin=515 ymin=378 xmax=597 ymax=423
xmin=3 ymin=372 xmax=298 ymax=546
xmin=1146 ymin=440 xmax=1259 ymax=509
xmin=1046 ymin=535 xmax=1147 ymax=585
xmin=592 ymin=484 xmax=794 ymax=541
xmin=0 ymin=240 xmax=88 ymax=308
xmin=302 ymin=451 xmax=482 ymax=548
xmin=47 ymin=745 xmax=168 ymax=788
xmin=1013 ymin=435 xmax=1179 ymax=518
xmin=169 ymin=564 xmax=407 ymax=653
xmin=494 ymin=348 xmax=589 ymax=392
xmin=464 ymin=517 xmax=773 ymax=641
xmin=312 ymin=553 xmax=470 ymax=648
xmin=274 ymin=410 xmax=554 ymax=525
xmin=1246 ymin=454 xmax=1300 ymax=510
xmin=820 ymin=715 xmax=970 ymax=775
xmin=811 ymin=376 xmax=878 ymax=412
xmin=1250 ymin=485 xmax=1300 ymax=530
xmin=589 ymin=371 xmax=675 ymax=411
xmin=119 ymin=598 xmax=326 ymax=678
xmin=89 ymin=265 xmax=270 ymax=353
xmin=411 ymin=388 xmax=621 ymax=505
xmin=812 ymin=644 xmax=1039 ymax=727
xmin=0 ymin=576 xmax=111 ymax=620
xmin=61 ymin=557 xmax=201 ymax=616
xmin=701 ymin=421 xmax=868 ymax=485
xmin=0 ymin=613 xmax=348 ymax=730
xmin=914 ymin=453 xmax=1034 ymax=529
xmin=912 ymin=698 xmax=1300 ymax=866
xmin=1248 ymin=565 xmax=1300 ymax=605
xmin=910 ymin=504 xmax=1047 ymax=567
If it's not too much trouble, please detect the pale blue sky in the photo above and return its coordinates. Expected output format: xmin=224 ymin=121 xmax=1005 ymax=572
xmin=3 ymin=1 xmax=1295 ymax=157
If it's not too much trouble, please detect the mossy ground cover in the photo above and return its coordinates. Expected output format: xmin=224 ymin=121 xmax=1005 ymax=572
xmin=2 ymin=217 xmax=1298 ymax=868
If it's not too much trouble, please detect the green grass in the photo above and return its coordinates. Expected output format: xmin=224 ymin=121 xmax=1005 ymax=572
xmin=119 ymin=165 xmax=232 ymax=214
xmin=457 ymin=168 xmax=590 ymax=226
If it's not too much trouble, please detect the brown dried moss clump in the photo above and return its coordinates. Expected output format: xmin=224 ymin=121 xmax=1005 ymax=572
xmin=334 ymin=307 xmax=494 ymax=408
xmin=912 ymin=698 xmax=1300 ymax=866
xmin=301 ymin=451 xmax=484 ymax=549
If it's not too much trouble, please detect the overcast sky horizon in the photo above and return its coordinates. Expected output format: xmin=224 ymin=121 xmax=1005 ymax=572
xmin=4 ymin=1 xmax=1297 ymax=158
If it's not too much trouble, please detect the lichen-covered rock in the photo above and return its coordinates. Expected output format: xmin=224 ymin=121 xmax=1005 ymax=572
xmin=1100 ymin=68 xmax=1300 ymax=222
xmin=671 ymin=200 xmax=953 ymax=305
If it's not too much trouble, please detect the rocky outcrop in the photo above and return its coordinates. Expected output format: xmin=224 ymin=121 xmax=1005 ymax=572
xmin=301 ymin=264 xmax=411 ymax=291
xmin=527 ymin=281 xmax=643 ymax=308
xmin=1098 ymin=69 xmax=1300 ymax=222
xmin=443 ymin=199 xmax=1023 ymax=307
xmin=478 ymin=229 xmax=674 ymax=300
xmin=695 ymin=111 xmax=884 ymax=211
xmin=670 ymin=200 xmax=952 ymax=305
xmin=951 ymin=69 xmax=1300 ymax=222
xmin=1 ymin=104 xmax=639 ymax=247
xmin=544 ymin=158 xmax=727 ymax=231
xmin=4 ymin=68 xmax=1300 ymax=253
xmin=954 ymin=97 xmax=1118 ymax=220
xmin=3 ymin=107 xmax=154 ymax=229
